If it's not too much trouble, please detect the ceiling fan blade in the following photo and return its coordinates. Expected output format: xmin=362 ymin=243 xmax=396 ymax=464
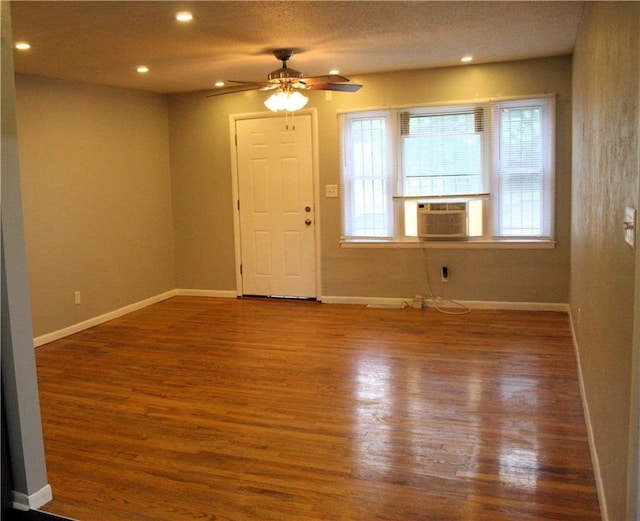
xmin=205 ymin=84 xmax=264 ymax=97
xmin=303 ymin=74 xmax=351 ymax=85
xmin=307 ymin=83 xmax=363 ymax=92
xmin=227 ymin=80 xmax=265 ymax=85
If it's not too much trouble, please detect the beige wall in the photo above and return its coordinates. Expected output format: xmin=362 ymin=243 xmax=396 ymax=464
xmin=571 ymin=3 xmax=640 ymax=520
xmin=169 ymin=56 xmax=572 ymax=303
xmin=15 ymin=75 xmax=176 ymax=337
xmin=168 ymin=92 xmax=241 ymax=291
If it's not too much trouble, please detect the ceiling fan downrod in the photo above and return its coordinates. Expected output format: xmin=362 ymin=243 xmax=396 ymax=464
xmin=268 ymin=49 xmax=303 ymax=82
xmin=273 ymin=49 xmax=295 ymax=68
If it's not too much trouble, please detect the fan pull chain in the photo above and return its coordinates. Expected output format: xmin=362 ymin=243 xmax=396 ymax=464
xmin=284 ymin=109 xmax=296 ymax=130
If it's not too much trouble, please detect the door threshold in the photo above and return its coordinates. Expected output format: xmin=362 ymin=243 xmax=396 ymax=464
xmin=240 ymin=295 xmax=318 ymax=302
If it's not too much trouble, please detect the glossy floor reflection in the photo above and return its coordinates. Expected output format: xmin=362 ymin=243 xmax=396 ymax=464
xmin=36 ymin=297 xmax=601 ymax=521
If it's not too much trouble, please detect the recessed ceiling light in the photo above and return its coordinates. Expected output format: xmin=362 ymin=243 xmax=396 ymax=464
xmin=461 ymin=55 xmax=474 ymax=63
xmin=137 ymin=65 xmax=149 ymax=73
xmin=215 ymin=81 xmax=225 ymax=87
xmin=329 ymin=69 xmax=340 ymax=75
xmin=15 ymin=42 xmax=31 ymax=50
xmin=176 ymin=11 xmax=193 ymax=22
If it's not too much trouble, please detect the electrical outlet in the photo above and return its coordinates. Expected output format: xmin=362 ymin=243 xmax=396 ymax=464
xmin=441 ymin=266 xmax=450 ymax=282
xmin=74 ymin=291 xmax=81 ymax=305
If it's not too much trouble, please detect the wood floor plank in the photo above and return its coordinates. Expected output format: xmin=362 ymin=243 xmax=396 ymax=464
xmin=35 ymin=297 xmax=601 ymax=521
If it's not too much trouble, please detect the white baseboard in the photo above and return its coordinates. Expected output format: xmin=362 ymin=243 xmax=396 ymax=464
xmin=33 ymin=290 xmax=178 ymax=347
xmin=456 ymin=300 xmax=570 ymax=312
xmin=12 ymin=483 xmax=53 ymax=511
xmin=569 ymin=309 xmax=608 ymax=521
xmin=322 ymin=295 xmax=569 ymax=312
xmin=321 ymin=296 xmax=407 ymax=308
xmin=175 ymin=289 xmax=237 ymax=298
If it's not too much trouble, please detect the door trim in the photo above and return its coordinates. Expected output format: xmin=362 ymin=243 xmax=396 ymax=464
xmin=229 ymin=109 xmax=322 ymax=299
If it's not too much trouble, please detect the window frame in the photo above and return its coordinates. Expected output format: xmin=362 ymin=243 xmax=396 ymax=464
xmin=339 ymin=95 xmax=556 ymax=246
xmin=339 ymin=110 xmax=395 ymax=240
xmin=491 ymin=98 xmax=556 ymax=240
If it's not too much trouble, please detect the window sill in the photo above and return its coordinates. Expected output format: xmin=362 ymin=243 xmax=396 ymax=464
xmin=340 ymin=239 xmax=557 ymax=250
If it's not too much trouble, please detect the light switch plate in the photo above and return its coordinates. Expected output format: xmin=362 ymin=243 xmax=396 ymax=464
xmin=625 ymin=206 xmax=636 ymax=247
xmin=325 ymin=184 xmax=339 ymax=198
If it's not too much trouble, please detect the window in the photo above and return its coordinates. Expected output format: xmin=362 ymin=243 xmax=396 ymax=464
xmin=493 ymin=101 xmax=554 ymax=237
xmin=401 ymin=107 xmax=486 ymax=197
xmin=339 ymin=97 xmax=555 ymax=242
xmin=340 ymin=112 xmax=393 ymax=238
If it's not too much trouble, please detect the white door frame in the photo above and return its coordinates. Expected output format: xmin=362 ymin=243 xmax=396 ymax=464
xmin=229 ymin=109 xmax=322 ymax=299
xmin=629 ymin=93 xmax=640 ymax=520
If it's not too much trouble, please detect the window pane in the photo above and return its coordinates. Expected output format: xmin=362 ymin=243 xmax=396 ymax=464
xmin=344 ymin=116 xmax=391 ymax=237
xmin=500 ymin=107 xmax=542 ymax=172
xmin=499 ymin=173 xmax=542 ymax=235
xmin=352 ymin=177 xmax=388 ymax=236
xmin=497 ymin=105 xmax=546 ymax=237
xmin=353 ymin=119 xmax=385 ymax=177
xmin=402 ymin=112 xmax=483 ymax=196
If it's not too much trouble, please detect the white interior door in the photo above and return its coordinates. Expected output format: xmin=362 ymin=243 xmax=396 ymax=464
xmin=236 ymin=115 xmax=317 ymax=298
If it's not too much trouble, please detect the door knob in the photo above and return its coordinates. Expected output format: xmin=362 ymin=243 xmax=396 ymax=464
xmin=305 ymin=219 xmax=312 ymax=226
xmin=305 ymin=206 xmax=312 ymax=213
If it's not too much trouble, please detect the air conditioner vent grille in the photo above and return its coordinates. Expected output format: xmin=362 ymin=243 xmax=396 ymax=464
xmin=417 ymin=202 xmax=468 ymax=239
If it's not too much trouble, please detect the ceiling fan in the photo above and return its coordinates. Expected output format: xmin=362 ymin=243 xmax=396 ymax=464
xmin=207 ymin=49 xmax=362 ymax=111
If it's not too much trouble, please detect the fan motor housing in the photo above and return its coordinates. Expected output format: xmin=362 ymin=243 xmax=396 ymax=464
xmin=268 ymin=67 xmax=304 ymax=81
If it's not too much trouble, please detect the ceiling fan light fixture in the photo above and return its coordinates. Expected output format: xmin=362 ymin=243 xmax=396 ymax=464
xmin=264 ymin=89 xmax=308 ymax=112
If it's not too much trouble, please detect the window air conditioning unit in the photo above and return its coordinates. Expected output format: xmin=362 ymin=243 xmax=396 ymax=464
xmin=417 ymin=202 xmax=468 ymax=239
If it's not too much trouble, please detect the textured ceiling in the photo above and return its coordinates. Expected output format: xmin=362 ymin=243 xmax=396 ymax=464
xmin=10 ymin=1 xmax=584 ymax=94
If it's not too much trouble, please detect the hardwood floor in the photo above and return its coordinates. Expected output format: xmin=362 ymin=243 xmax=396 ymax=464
xmin=35 ymin=297 xmax=601 ymax=521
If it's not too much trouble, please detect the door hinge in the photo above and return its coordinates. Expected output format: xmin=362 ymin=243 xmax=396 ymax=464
xmin=237 ymin=199 xmax=240 ymax=211
xmin=234 ymin=134 xmax=238 ymax=146
xmin=240 ymin=264 xmax=243 ymax=275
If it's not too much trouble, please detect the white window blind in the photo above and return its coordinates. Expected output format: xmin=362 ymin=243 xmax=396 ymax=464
xmin=494 ymin=99 xmax=553 ymax=238
xmin=400 ymin=107 xmax=485 ymax=196
xmin=340 ymin=112 xmax=393 ymax=238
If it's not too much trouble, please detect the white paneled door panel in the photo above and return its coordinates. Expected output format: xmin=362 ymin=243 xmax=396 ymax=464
xmin=236 ymin=115 xmax=316 ymax=298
